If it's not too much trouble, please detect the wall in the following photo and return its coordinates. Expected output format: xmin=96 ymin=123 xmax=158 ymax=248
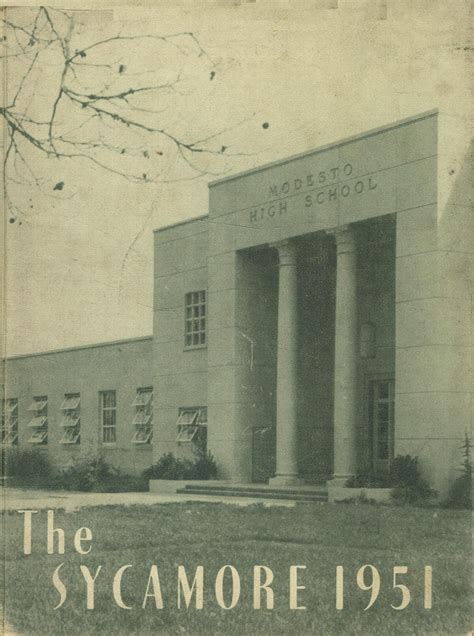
xmin=356 ymin=216 xmax=396 ymax=471
xmin=395 ymin=131 xmax=472 ymax=495
xmin=206 ymin=111 xmax=437 ymax=485
xmin=4 ymin=336 xmax=153 ymax=476
xmin=152 ymin=217 xmax=209 ymax=464
xmin=233 ymin=248 xmax=278 ymax=482
xmin=296 ymin=233 xmax=336 ymax=482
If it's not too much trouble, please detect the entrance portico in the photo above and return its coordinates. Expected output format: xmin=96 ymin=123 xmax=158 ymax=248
xmin=268 ymin=226 xmax=360 ymax=487
xmin=151 ymin=110 xmax=470 ymax=496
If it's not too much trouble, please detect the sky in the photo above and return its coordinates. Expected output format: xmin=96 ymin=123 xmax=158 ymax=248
xmin=3 ymin=0 xmax=470 ymax=355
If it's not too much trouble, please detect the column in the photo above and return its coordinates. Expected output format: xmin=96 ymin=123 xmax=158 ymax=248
xmin=330 ymin=225 xmax=358 ymax=484
xmin=269 ymin=239 xmax=302 ymax=486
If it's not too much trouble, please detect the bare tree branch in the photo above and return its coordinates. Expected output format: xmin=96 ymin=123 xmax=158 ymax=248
xmin=1 ymin=6 xmax=255 ymax=222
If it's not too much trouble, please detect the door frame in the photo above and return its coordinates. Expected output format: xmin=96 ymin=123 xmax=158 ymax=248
xmin=365 ymin=375 xmax=395 ymax=474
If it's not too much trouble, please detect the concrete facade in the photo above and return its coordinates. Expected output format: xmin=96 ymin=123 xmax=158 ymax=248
xmin=3 ymin=337 xmax=153 ymax=475
xmin=153 ymin=110 xmax=472 ymax=494
xmin=3 ymin=111 xmax=472 ymax=494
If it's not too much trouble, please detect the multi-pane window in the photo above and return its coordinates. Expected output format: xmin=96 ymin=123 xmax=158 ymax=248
xmin=27 ymin=396 xmax=48 ymax=444
xmin=176 ymin=406 xmax=207 ymax=443
xmin=1 ymin=399 xmax=18 ymax=445
xmin=100 ymin=391 xmax=116 ymax=444
xmin=368 ymin=379 xmax=394 ymax=467
xmin=131 ymin=387 xmax=153 ymax=444
xmin=60 ymin=393 xmax=80 ymax=445
xmin=184 ymin=291 xmax=206 ymax=348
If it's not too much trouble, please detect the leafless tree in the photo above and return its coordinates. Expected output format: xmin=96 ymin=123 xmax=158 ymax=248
xmin=1 ymin=6 xmax=255 ymax=222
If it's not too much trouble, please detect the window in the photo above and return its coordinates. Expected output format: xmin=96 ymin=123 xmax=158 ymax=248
xmin=131 ymin=387 xmax=153 ymax=444
xmin=368 ymin=379 xmax=394 ymax=468
xmin=27 ymin=396 xmax=48 ymax=444
xmin=1 ymin=398 xmax=18 ymax=445
xmin=176 ymin=406 xmax=207 ymax=443
xmin=184 ymin=290 xmax=206 ymax=348
xmin=60 ymin=393 xmax=80 ymax=445
xmin=100 ymin=391 xmax=116 ymax=444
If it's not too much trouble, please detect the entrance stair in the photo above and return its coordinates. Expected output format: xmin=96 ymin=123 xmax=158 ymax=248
xmin=176 ymin=482 xmax=328 ymax=503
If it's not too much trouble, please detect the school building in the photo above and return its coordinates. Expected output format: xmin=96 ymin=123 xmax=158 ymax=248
xmin=3 ymin=111 xmax=472 ymax=494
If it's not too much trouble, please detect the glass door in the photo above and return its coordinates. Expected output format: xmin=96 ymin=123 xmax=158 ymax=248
xmin=368 ymin=379 xmax=394 ymax=473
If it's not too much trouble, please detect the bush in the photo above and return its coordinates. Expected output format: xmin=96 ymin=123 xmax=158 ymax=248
xmin=192 ymin=450 xmax=218 ymax=480
xmin=346 ymin=470 xmax=391 ymax=488
xmin=143 ymin=450 xmax=217 ymax=481
xmin=57 ymin=455 xmax=148 ymax=492
xmin=390 ymin=455 xmax=437 ymax=503
xmin=57 ymin=455 xmax=115 ymax=491
xmin=3 ymin=448 xmax=56 ymax=488
xmin=446 ymin=434 xmax=472 ymax=509
xmin=345 ymin=455 xmax=437 ymax=504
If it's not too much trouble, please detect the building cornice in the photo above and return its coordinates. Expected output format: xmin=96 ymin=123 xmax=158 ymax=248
xmin=4 ymin=335 xmax=153 ymax=361
xmin=208 ymin=110 xmax=438 ymax=188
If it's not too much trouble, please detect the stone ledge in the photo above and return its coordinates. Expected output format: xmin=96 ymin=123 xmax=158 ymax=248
xmin=328 ymin=484 xmax=393 ymax=504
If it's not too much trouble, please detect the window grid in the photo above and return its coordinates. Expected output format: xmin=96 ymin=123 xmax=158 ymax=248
xmin=1 ymin=398 xmax=18 ymax=445
xmin=132 ymin=388 xmax=153 ymax=444
xmin=100 ymin=391 xmax=117 ymax=444
xmin=60 ymin=393 xmax=80 ymax=445
xmin=28 ymin=396 xmax=48 ymax=445
xmin=370 ymin=379 xmax=394 ymax=463
xmin=176 ymin=406 xmax=207 ymax=443
xmin=184 ymin=291 xmax=206 ymax=348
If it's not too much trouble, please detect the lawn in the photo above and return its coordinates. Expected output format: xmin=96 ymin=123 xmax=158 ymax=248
xmin=1 ymin=501 xmax=471 ymax=635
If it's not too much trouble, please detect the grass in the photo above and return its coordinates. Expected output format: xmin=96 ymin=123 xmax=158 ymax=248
xmin=1 ymin=501 xmax=471 ymax=635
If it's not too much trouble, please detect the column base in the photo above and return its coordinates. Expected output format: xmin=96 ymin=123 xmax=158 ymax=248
xmin=269 ymin=474 xmax=305 ymax=487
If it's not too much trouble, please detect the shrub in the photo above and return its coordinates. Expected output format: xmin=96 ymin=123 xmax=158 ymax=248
xmin=346 ymin=470 xmax=391 ymax=488
xmin=345 ymin=455 xmax=437 ymax=504
xmin=192 ymin=450 xmax=218 ymax=480
xmin=58 ymin=455 xmax=115 ymax=491
xmin=143 ymin=450 xmax=217 ymax=481
xmin=57 ymin=455 xmax=148 ymax=492
xmin=390 ymin=455 xmax=437 ymax=503
xmin=142 ymin=453 xmax=195 ymax=481
xmin=446 ymin=434 xmax=472 ymax=509
xmin=3 ymin=448 xmax=56 ymax=488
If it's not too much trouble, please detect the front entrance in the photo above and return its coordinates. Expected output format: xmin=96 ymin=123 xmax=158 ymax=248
xmin=368 ymin=378 xmax=395 ymax=473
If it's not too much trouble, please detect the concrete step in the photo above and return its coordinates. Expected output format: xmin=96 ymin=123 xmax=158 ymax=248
xmin=176 ymin=485 xmax=328 ymax=502
xmin=181 ymin=483 xmax=327 ymax=497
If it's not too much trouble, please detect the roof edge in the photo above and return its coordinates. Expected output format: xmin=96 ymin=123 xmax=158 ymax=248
xmin=5 ymin=335 xmax=153 ymax=361
xmin=153 ymin=214 xmax=209 ymax=234
xmin=208 ymin=109 xmax=439 ymax=188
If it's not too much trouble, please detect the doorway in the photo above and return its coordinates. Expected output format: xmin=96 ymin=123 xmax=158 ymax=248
xmin=367 ymin=378 xmax=395 ymax=473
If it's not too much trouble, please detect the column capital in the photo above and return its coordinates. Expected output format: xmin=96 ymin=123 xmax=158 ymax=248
xmin=327 ymin=224 xmax=356 ymax=254
xmin=271 ymin=239 xmax=297 ymax=266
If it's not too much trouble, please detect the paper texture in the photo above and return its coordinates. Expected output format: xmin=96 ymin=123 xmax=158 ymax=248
xmin=1 ymin=1 xmax=472 ymax=634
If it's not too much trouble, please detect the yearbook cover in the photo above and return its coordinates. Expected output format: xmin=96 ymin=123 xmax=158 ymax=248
xmin=1 ymin=1 xmax=472 ymax=634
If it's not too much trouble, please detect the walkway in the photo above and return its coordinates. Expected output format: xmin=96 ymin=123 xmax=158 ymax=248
xmin=1 ymin=487 xmax=297 ymax=512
